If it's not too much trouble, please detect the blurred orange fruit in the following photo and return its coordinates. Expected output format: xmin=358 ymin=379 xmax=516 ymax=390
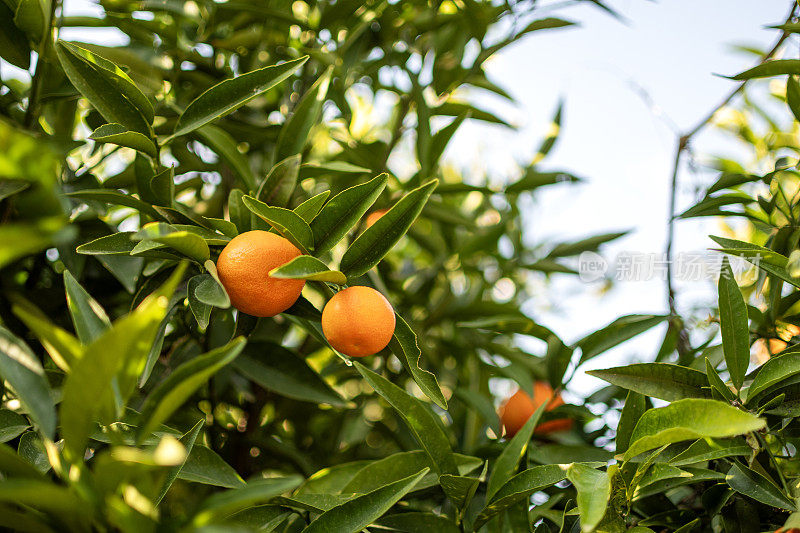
xmin=216 ymin=230 xmax=305 ymax=317
xmin=499 ymin=382 xmax=573 ymax=437
xmin=322 ymin=286 xmax=396 ymax=357
xmin=365 ymin=208 xmax=389 ymax=229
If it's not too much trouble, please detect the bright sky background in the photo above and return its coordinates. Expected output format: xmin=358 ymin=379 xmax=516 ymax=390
xmin=43 ymin=1 xmax=796 ymax=396
xmin=445 ymin=0 xmax=793 ymax=396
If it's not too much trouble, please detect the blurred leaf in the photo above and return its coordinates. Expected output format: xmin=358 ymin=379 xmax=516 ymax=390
xmin=67 ymin=189 xmax=161 ymax=219
xmin=301 ymin=468 xmax=428 ymax=533
xmin=0 ymin=179 xmax=30 ymax=202
xmin=241 ymin=196 xmax=314 ymax=252
xmin=270 ymin=255 xmax=346 ymax=284
xmin=0 ymin=410 xmax=29 ymax=443
xmin=389 ymin=315 xmax=447 ymax=409
xmin=566 ymin=463 xmax=610 ymax=533
xmin=64 ymin=269 xmax=110 ymax=344
xmin=0 ymin=4 xmax=31 ymax=69
xmin=486 ymin=402 xmax=547 ymax=500
xmin=60 ymin=264 xmax=185 ymax=461
xmin=506 ymin=170 xmax=582 ymax=193
xmin=624 ymin=399 xmax=765 ymax=460
xmin=275 ymin=66 xmax=332 ymax=160
xmin=170 ymin=57 xmax=308 ymax=140
xmin=0 ymin=326 xmax=56 ymax=439
xmin=547 ymin=231 xmax=627 ymax=258
xmin=0 ymin=442 xmax=44 ymax=479
xmin=179 ymin=444 xmax=245 ymax=488
xmin=188 ymin=275 xmax=213 ymax=329
xmin=340 ymin=180 xmax=438 ymax=277
xmin=234 ymin=345 xmax=348 ymax=407
xmin=258 ymin=155 xmax=301 ymax=208
xmin=138 ymin=337 xmax=246 ymax=440
xmin=0 ymin=217 xmax=72 ymax=270
xmin=17 ymin=432 xmax=49 ymax=473
xmin=718 ymin=258 xmax=749 ymax=390
xmin=577 ymin=315 xmax=667 ymax=364
xmin=453 ymin=389 xmax=500 ymax=435
xmin=11 ymin=300 xmax=82 ymax=371
xmin=195 ymin=125 xmax=257 ymax=191
xmin=587 ymin=363 xmax=709 ymax=402
xmin=311 ymin=174 xmax=388 ymax=255
xmin=787 ymin=76 xmax=800 ymax=122
xmin=355 ymin=362 xmax=458 ymax=475
xmin=89 ymin=123 xmax=157 ymax=158
xmin=726 ymin=463 xmax=795 ymax=511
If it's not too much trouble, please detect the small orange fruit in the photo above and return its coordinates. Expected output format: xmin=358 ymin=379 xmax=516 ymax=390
xmin=499 ymin=382 xmax=573 ymax=437
xmin=365 ymin=209 xmax=389 ymax=229
xmin=216 ymin=230 xmax=305 ymax=317
xmin=321 ymin=286 xmax=396 ymax=357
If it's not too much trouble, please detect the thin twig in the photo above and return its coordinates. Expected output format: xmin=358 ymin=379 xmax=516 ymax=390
xmin=664 ymin=1 xmax=798 ymax=357
xmin=24 ymin=0 xmax=60 ymax=129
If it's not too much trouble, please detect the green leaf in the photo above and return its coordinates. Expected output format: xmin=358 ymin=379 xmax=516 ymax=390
xmin=746 ymin=352 xmax=800 ymax=401
xmin=56 ymin=41 xmax=153 ymax=136
xmin=0 ymin=179 xmax=30 ymax=202
xmin=258 ymin=155 xmax=301 ymax=207
xmin=475 ymin=464 xmax=567 ymax=529
xmin=193 ymin=476 xmax=304 ymax=526
xmin=616 ymin=391 xmax=645 ymax=455
xmin=310 ymin=173 xmax=388 ymax=255
xmin=179 ymin=444 xmax=245 ymax=488
xmin=706 ymin=358 xmax=737 ymax=402
xmin=135 ymin=222 xmax=211 ymax=263
xmin=0 ymin=218 xmax=73 ymax=270
xmin=710 ymin=236 xmax=799 ymax=288
xmin=0 ymin=326 xmax=56 ymax=439
xmin=729 ymin=59 xmax=800 ymax=80
xmin=577 ymin=315 xmax=667 ymax=364
xmin=0 ymin=479 xmax=91 ymax=530
xmin=275 ymin=66 xmax=332 ymax=160
xmin=67 ymin=189 xmax=161 ymax=219
xmin=228 ymin=189 xmax=251 ymax=233
xmin=60 ymin=264 xmax=185 ymax=461
xmin=76 ymin=232 xmax=136 ymax=255
xmin=89 ymin=123 xmax=157 ymax=158
xmin=150 ymin=166 xmax=175 ymax=207
xmin=188 ymin=276 xmax=213 ymax=329
xmin=340 ymin=180 xmax=438 ymax=277
xmin=170 ymin=57 xmax=308 ymax=140
xmin=389 ymin=315 xmax=447 ymax=409
xmin=156 ymin=420 xmax=205 ymax=504
xmin=453 ymin=389 xmax=501 ymax=436
xmin=64 ymin=270 xmax=110 ymax=344
xmin=270 ymin=255 xmax=346 ymax=284
xmin=195 ymin=125 xmax=257 ymax=192
xmin=566 ymin=463 xmax=611 ymax=533
xmin=379 ymin=512 xmax=460 ymax=533
xmin=486 ymin=402 xmax=547 ymax=500
xmin=18 ymin=432 xmax=50 ymax=473
xmin=726 ymin=462 xmax=795 ymax=511
xmin=506 ymin=170 xmax=582 ymax=193
xmin=138 ymin=337 xmax=245 ymax=440
xmin=547 ymin=231 xmax=628 ymax=258
xmin=0 ymin=410 xmax=29 ymax=443
xmin=0 ymin=441 xmax=43 ymax=479
xmin=193 ymin=271 xmax=231 ymax=309
xmin=11 ymin=300 xmax=82 ymax=371
xmin=300 ymin=468 xmax=429 ymax=533
xmin=294 ymin=190 xmax=331 ymax=222
xmin=668 ymin=438 xmax=749 ymax=467
xmin=586 ymin=363 xmax=710 ymax=402
xmin=787 ymin=76 xmax=800 ymax=123
xmin=234 ymin=344 xmax=348 ymax=407
xmin=0 ymin=4 xmax=31 ymax=69
xmin=241 ymin=195 xmax=314 ymax=252
xmin=718 ymin=258 xmax=750 ymax=390
xmin=624 ymin=399 xmax=765 ymax=460
xmin=354 ymin=362 xmax=458 ymax=475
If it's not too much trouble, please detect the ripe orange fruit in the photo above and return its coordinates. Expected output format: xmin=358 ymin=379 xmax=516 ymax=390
xmin=216 ymin=230 xmax=305 ymax=317
xmin=365 ymin=208 xmax=389 ymax=229
xmin=499 ymin=382 xmax=573 ymax=437
xmin=321 ymin=286 xmax=396 ymax=357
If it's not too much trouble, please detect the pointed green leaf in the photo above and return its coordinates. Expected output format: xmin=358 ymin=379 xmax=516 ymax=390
xmin=294 ymin=190 xmax=331 ymax=222
xmin=566 ymin=463 xmax=610 ymax=533
xmin=586 ymin=363 xmax=709 ymax=402
xmin=0 ymin=326 xmax=56 ymax=439
xmin=616 ymin=391 xmax=645 ymax=454
xmin=171 ymin=57 xmax=308 ymax=139
xmin=193 ymin=476 xmax=303 ymax=526
xmin=726 ymin=462 xmax=795 ymax=511
xmin=340 ymin=180 xmax=437 ymax=277
xmin=624 ymin=399 xmax=765 ymax=460
xmin=310 ymin=174 xmax=387 ymax=254
xmin=257 ymin=155 xmax=301 ymax=207
xmin=275 ymin=66 xmax=332 ymax=160
xmin=718 ymin=258 xmax=750 ymax=390
xmin=270 ymin=255 xmax=346 ymax=284
xmin=89 ymin=123 xmax=157 ymax=158
xmin=241 ymin=195 xmax=314 ymax=252
xmin=64 ymin=270 xmax=111 ymax=344
xmin=388 ymin=315 xmax=447 ymax=409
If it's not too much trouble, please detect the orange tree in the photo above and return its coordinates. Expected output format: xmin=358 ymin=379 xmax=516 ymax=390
xmin=3 ymin=0 xmax=800 ymax=531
